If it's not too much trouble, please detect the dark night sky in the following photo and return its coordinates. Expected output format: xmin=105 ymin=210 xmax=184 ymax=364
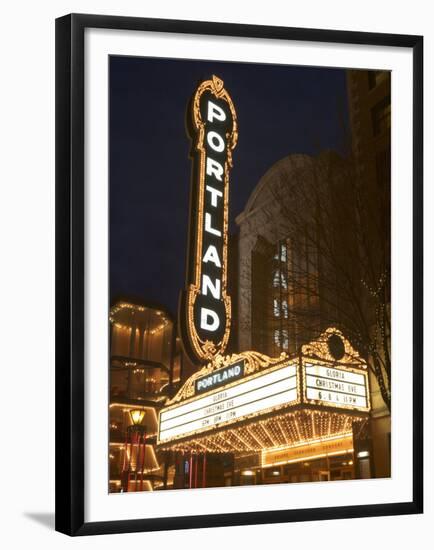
xmin=110 ymin=56 xmax=350 ymax=316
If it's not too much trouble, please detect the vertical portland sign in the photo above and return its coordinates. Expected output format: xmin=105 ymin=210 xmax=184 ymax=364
xmin=179 ymin=75 xmax=238 ymax=363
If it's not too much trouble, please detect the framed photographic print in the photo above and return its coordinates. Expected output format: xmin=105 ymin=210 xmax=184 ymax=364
xmin=55 ymin=13 xmax=423 ymax=536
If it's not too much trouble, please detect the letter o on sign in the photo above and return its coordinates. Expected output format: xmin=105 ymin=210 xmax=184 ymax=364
xmin=207 ymin=131 xmax=225 ymax=153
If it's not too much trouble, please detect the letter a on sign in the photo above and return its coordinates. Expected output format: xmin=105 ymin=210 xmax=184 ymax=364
xmin=179 ymin=75 xmax=238 ymax=363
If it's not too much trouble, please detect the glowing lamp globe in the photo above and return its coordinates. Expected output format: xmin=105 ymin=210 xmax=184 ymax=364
xmin=129 ymin=409 xmax=145 ymax=426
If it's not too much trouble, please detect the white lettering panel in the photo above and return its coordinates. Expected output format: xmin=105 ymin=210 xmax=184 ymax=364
xmin=305 ymin=375 xmax=366 ymax=397
xmin=158 ymin=364 xmax=297 ymax=443
xmin=305 ymin=364 xmax=366 ymax=385
xmin=304 ymin=363 xmax=369 ymax=410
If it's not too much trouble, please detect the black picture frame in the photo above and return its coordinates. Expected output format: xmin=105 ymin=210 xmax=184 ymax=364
xmin=55 ymin=13 xmax=423 ymax=536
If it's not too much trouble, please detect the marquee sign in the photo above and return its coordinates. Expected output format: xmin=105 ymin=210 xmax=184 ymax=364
xmin=179 ymin=75 xmax=238 ymax=363
xmin=158 ymin=360 xmax=298 ymax=444
xmin=157 ymin=329 xmax=371 ymax=450
xmin=303 ymin=362 xmax=370 ymax=411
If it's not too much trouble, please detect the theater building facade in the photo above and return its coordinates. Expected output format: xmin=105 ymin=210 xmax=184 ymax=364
xmin=156 ymin=76 xmax=374 ymax=486
xmin=113 ymin=74 xmax=389 ymax=491
xmin=157 ymin=328 xmax=372 ymax=487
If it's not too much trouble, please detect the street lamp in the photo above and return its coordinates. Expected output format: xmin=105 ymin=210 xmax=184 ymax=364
xmin=122 ymin=409 xmax=147 ymax=492
xmin=129 ymin=409 xmax=145 ymax=426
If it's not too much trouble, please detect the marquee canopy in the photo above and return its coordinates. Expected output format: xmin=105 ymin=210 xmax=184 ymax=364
xmin=157 ymin=328 xmax=370 ymax=454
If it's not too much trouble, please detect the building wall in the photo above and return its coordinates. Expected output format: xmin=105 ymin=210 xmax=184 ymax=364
xmin=237 ymin=154 xmax=315 ymax=352
xmin=346 ymin=69 xmax=391 ymax=190
xmin=236 ymin=152 xmax=348 ymax=357
xmin=347 ymin=69 xmax=391 ymax=478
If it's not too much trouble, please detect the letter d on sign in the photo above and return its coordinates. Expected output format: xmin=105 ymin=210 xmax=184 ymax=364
xmin=200 ymin=308 xmax=220 ymax=332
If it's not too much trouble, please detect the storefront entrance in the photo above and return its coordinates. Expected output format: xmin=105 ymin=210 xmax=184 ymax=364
xmin=232 ymin=433 xmax=355 ymax=486
xmin=261 ymin=451 xmax=354 ymax=483
xmin=233 ymin=451 xmax=354 ymax=486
